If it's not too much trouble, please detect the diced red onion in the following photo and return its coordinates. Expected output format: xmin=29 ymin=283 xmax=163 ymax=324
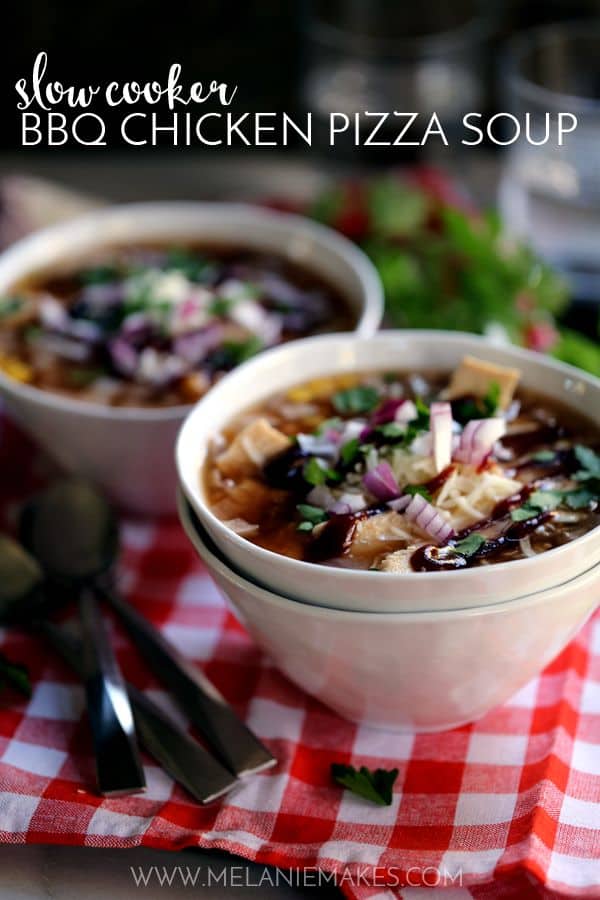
xmin=362 ymin=462 xmax=401 ymax=501
xmin=329 ymin=501 xmax=352 ymax=515
xmin=173 ymin=324 xmax=223 ymax=366
xmin=454 ymin=417 xmax=507 ymax=466
xmin=229 ymin=300 xmax=282 ymax=346
xmin=297 ymin=434 xmax=338 ymax=459
xmin=404 ymin=493 xmax=454 ymax=544
xmin=388 ymin=495 xmax=411 ymax=512
xmin=324 ymin=428 xmax=343 ymax=445
xmin=410 ymin=432 xmax=432 ymax=456
xmin=121 ymin=313 xmax=155 ymax=344
xmin=431 ymin=401 xmax=453 ymax=474
xmin=337 ymin=491 xmax=367 ymax=513
xmin=395 ymin=399 xmax=417 ymax=424
xmin=109 ymin=337 xmax=138 ymax=377
xmin=372 ymin=398 xmax=406 ymax=426
xmin=136 ymin=348 xmax=186 ymax=387
xmin=306 ymin=485 xmax=336 ymax=509
xmin=340 ymin=420 xmax=366 ymax=445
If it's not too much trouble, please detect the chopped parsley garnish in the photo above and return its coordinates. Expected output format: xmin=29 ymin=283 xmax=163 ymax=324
xmin=164 ymin=248 xmax=210 ymax=282
xmin=209 ymin=297 xmax=233 ymax=317
xmin=451 ymin=533 xmax=486 ymax=557
xmin=331 ymin=763 xmax=399 ymax=806
xmin=0 ymin=297 xmax=22 ymax=318
xmin=0 ymin=652 xmax=31 ymax=699
xmin=80 ymin=265 xmax=120 ymax=285
xmin=565 ymin=488 xmax=597 ymax=509
xmin=511 ymin=489 xmax=563 ymax=522
xmin=531 ymin=449 xmax=556 ymax=463
xmin=404 ymin=484 xmax=433 ymax=502
xmin=222 ymin=337 xmax=263 ymax=367
xmin=333 ymin=385 xmax=379 ymax=415
xmin=573 ymin=445 xmax=600 ymax=482
xmin=297 ymin=521 xmax=315 ymax=532
xmin=296 ymin=504 xmax=328 ymax=529
xmin=510 ymin=456 xmax=600 ymax=520
xmin=340 ymin=438 xmax=361 ymax=467
xmin=377 ymin=422 xmax=406 ymax=440
xmin=452 ymin=381 xmax=500 ymax=425
xmin=303 ymin=457 xmax=341 ymax=486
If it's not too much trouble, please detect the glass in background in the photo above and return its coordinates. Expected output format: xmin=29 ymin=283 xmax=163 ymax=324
xmin=499 ymin=22 xmax=600 ymax=323
xmin=300 ymin=0 xmax=493 ymax=162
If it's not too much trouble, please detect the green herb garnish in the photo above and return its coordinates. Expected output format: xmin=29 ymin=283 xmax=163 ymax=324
xmin=80 ymin=265 xmax=120 ymax=285
xmin=0 ymin=652 xmax=31 ymax=699
xmin=333 ymin=385 xmax=379 ymax=415
xmin=453 ymin=381 xmax=500 ymax=425
xmin=340 ymin=438 xmax=361 ymax=467
xmin=331 ymin=763 xmax=399 ymax=806
xmin=296 ymin=504 xmax=328 ymax=527
xmin=297 ymin=521 xmax=315 ymax=532
xmin=164 ymin=248 xmax=209 ymax=282
xmin=0 ymin=297 xmax=22 ymax=318
xmin=219 ymin=337 xmax=263 ymax=367
xmin=377 ymin=423 xmax=406 ymax=440
xmin=451 ymin=533 xmax=486 ymax=557
xmin=573 ymin=446 xmax=600 ymax=482
xmin=532 ymin=450 xmax=556 ymax=463
xmin=565 ymin=488 xmax=597 ymax=510
xmin=303 ymin=457 xmax=341 ymax=487
xmin=510 ymin=489 xmax=563 ymax=522
xmin=209 ymin=297 xmax=233 ymax=317
xmin=404 ymin=484 xmax=433 ymax=502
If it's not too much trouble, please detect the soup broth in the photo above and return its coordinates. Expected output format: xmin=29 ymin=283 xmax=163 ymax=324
xmin=0 ymin=244 xmax=354 ymax=407
xmin=205 ymin=357 xmax=600 ymax=572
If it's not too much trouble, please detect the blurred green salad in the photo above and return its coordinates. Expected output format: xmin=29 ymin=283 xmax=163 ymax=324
xmin=305 ymin=171 xmax=600 ymax=376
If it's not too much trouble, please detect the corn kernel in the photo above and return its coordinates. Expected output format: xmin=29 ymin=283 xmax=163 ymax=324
xmin=286 ymin=374 xmax=359 ymax=403
xmin=0 ymin=354 xmax=33 ymax=383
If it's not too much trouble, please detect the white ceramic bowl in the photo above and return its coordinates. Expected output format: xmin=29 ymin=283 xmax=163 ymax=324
xmin=178 ymin=331 xmax=600 ymax=611
xmin=179 ymin=494 xmax=600 ymax=731
xmin=0 ymin=203 xmax=383 ymax=515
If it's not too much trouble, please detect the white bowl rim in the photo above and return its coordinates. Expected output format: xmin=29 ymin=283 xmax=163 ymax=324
xmin=178 ymin=489 xmax=600 ymax=623
xmin=0 ymin=201 xmax=383 ymax=422
xmin=177 ymin=329 xmax=600 ymax=587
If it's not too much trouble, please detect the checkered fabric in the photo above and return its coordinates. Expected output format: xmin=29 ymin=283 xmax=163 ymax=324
xmin=0 ymin=415 xmax=598 ymax=899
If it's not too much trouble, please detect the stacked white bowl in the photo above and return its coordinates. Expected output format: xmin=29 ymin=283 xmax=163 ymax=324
xmin=177 ymin=332 xmax=600 ymax=732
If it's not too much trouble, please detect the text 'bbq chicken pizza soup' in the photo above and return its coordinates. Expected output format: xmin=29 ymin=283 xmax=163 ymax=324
xmin=205 ymin=356 xmax=600 ymax=573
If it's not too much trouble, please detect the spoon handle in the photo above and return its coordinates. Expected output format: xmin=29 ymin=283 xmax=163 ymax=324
xmin=79 ymin=587 xmax=146 ymax=796
xmin=98 ymin=583 xmax=276 ymax=778
xmin=39 ymin=621 xmax=237 ymax=805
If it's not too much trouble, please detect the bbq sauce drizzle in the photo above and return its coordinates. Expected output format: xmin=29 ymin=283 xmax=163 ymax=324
xmin=305 ymin=433 xmax=576 ymax=569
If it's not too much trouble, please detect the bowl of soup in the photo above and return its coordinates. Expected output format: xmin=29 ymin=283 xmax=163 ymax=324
xmin=0 ymin=203 xmax=383 ymax=514
xmin=177 ymin=331 xmax=600 ymax=611
xmin=178 ymin=492 xmax=600 ymax=731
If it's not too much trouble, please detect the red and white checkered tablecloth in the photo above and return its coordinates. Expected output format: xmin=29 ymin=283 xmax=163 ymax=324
xmin=0 ymin=415 xmax=598 ymax=899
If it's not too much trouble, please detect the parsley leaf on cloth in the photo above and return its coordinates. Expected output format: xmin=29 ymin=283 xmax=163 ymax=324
xmin=0 ymin=652 xmax=31 ymax=699
xmin=331 ymin=763 xmax=399 ymax=806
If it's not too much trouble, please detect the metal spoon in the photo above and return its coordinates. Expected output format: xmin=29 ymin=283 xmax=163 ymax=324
xmin=0 ymin=535 xmax=237 ymax=804
xmin=20 ymin=478 xmax=275 ymax=778
xmin=19 ymin=479 xmax=145 ymax=796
